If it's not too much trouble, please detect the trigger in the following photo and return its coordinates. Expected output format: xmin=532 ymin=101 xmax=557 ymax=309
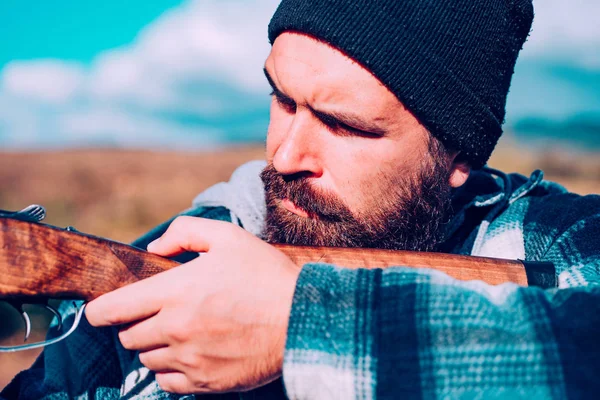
xmin=7 ymin=301 xmax=32 ymax=342
xmin=44 ymin=302 xmax=63 ymax=331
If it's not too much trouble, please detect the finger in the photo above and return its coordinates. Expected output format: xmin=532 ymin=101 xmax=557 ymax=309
xmin=156 ymin=372 xmax=202 ymax=394
xmin=119 ymin=317 xmax=166 ymax=351
xmin=147 ymin=216 xmax=237 ymax=256
xmin=138 ymin=347 xmax=176 ymax=372
xmin=86 ymin=274 xmax=166 ymax=327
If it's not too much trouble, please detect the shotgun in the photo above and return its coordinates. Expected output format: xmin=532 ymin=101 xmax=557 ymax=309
xmin=0 ymin=205 xmax=555 ymax=352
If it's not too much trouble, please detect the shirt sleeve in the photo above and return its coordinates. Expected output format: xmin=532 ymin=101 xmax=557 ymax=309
xmin=282 ymin=260 xmax=600 ymax=399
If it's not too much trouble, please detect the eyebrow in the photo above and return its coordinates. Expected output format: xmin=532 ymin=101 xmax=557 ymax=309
xmin=263 ymin=67 xmax=387 ymax=136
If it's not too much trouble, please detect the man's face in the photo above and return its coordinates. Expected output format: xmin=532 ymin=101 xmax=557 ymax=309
xmin=261 ymin=33 xmax=466 ymax=251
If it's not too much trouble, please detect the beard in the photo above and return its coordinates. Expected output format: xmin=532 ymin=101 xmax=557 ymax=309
xmin=260 ymin=145 xmax=454 ymax=252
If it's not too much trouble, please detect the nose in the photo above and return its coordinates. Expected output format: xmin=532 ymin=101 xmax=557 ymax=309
xmin=272 ymin=111 xmax=323 ymax=178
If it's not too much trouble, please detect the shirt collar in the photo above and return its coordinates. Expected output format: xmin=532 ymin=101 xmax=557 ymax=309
xmin=452 ymin=167 xmax=545 ymax=212
xmin=443 ymin=167 xmax=545 ymax=245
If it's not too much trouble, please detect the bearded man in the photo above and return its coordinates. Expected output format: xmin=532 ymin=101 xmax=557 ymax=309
xmin=4 ymin=0 xmax=600 ymax=399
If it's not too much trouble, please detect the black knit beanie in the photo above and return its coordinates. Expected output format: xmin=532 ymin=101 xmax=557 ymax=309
xmin=268 ymin=0 xmax=534 ymax=169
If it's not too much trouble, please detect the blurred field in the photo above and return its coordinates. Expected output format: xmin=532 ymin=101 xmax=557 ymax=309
xmin=1 ymin=143 xmax=599 ymax=389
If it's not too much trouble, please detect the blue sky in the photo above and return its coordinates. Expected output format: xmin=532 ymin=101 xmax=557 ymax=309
xmin=0 ymin=0 xmax=598 ymax=150
xmin=0 ymin=1 xmax=184 ymax=66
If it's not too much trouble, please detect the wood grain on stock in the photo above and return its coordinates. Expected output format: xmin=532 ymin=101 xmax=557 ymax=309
xmin=277 ymin=244 xmax=529 ymax=285
xmin=0 ymin=218 xmax=529 ymax=301
xmin=0 ymin=218 xmax=177 ymax=301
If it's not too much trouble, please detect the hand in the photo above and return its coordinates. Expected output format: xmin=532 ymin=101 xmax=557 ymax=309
xmin=85 ymin=216 xmax=301 ymax=394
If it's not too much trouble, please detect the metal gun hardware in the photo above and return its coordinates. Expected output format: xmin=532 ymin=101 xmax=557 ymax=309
xmin=0 ymin=204 xmax=46 ymax=223
xmin=0 ymin=205 xmax=87 ymax=353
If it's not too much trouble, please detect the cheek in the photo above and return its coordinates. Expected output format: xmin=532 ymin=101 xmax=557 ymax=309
xmin=322 ymin=145 xmax=381 ymax=211
xmin=266 ymin=100 xmax=292 ymax=161
xmin=331 ymin=141 xmax=414 ymax=212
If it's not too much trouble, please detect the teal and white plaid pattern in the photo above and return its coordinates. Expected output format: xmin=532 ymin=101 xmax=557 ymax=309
xmin=284 ymin=169 xmax=600 ymax=399
xmin=3 ymin=168 xmax=600 ymax=399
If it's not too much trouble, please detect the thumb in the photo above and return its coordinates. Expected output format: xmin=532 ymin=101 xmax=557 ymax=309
xmin=147 ymin=216 xmax=231 ymax=256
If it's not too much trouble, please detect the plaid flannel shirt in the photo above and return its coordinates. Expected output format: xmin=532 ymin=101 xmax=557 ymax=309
xmin=3 ymin=167 xmax=600 ymax=399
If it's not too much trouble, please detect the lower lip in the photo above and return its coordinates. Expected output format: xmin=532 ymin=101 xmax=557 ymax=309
xmin=281 ymin=199 xmax=310 ymax=218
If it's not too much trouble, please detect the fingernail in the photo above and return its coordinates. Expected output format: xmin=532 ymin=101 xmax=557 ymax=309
xmin=147 ymin=238 xmax=160 ymax=251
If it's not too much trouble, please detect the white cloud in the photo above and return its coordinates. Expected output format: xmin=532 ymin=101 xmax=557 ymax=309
xmin=1 ymin=60 xmax=85 ymax=104
xmin=57 ymin=107 xmax=223 ymax=148
xmin=136 ymin=0 xmax=274 ymax=89
xmin=87 ymin=0 xmax=278 ymax=108
xmin=0 ymin=95 xmax=43 ymax=146
xmin=0 ymin=0 xmax=279 ymax=148
xmin=524 ymin=0 xmax=600 ymax=67
xmin=87 ymin=49 xmax=173 ymax=108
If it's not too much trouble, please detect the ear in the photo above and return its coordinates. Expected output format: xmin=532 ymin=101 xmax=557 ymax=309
xmin=448 ymin=154 xmax=471 ymax=188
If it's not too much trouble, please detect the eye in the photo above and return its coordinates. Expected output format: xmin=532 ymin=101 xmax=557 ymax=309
xmin=339 ymin=124 xmax=382 ymax=139
xmin=317 ymin=113 xmax=381 ymax=139
xmin=270 ymin=91 xmax=297 ymax=114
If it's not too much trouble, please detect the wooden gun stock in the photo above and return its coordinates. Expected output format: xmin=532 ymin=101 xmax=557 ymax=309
xmin=0 ymin=217 xmax=554 ymax=302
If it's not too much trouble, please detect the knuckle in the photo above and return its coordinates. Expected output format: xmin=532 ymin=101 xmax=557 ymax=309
xmin=137 ymin=351 xmax=151 ymax=368
xmin=103 ymin=313 xmax=125 ymax=327
xmin=177 ymin=351 xmax=199 ymax=370
xmin=170 ymin=216 xmax=192 ymax=231
xmin=213 ymin=220 xmax=242 ymax=241
xmin=137 ymin=351 xmax=159 ymax=371
xmin=211 ymin=218 xmax=233 ymax=232
xmin=156 ymin=374 xmax=181 ymax=394
xmin=162 ymin=321 xmax=189 ymax=344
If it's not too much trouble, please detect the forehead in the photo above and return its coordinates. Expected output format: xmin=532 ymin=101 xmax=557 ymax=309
xmin=266 ymin=33 xmax=401 ymax=113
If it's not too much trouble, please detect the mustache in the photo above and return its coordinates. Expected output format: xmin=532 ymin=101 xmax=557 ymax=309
xmin=260 ymin=164 xmax=354 ymax=223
